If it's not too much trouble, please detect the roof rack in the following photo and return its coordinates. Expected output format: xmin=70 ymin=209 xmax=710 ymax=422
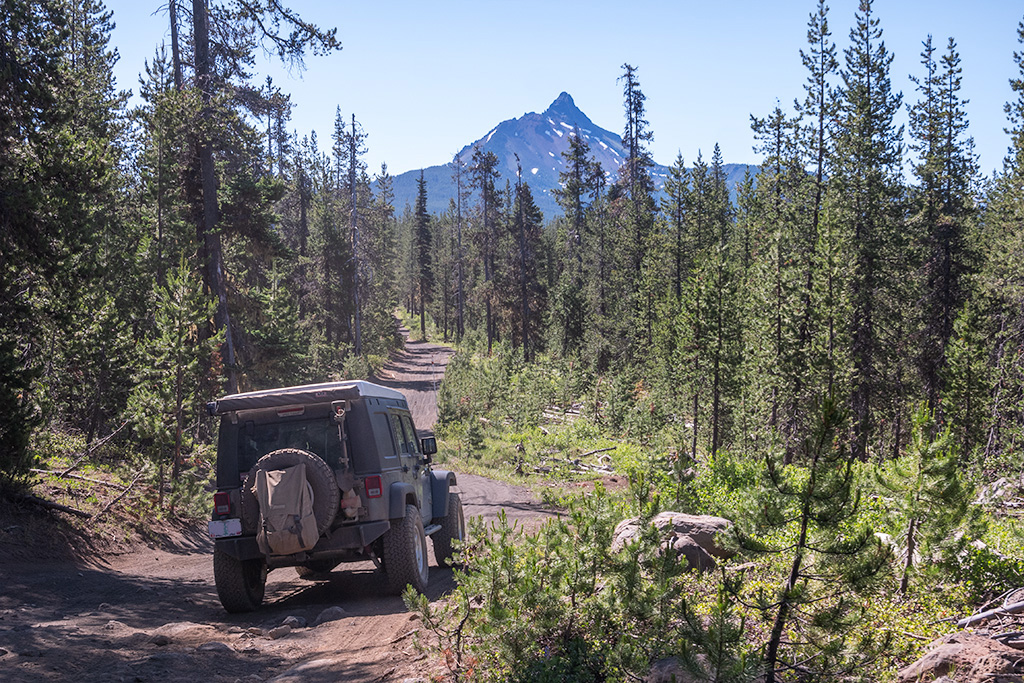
xmin=206 ymin=380 xmax=405 ymax=416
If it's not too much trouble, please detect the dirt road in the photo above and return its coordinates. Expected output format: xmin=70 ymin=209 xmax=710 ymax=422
xmin=0 ymin=334 xmax=553 ymax=682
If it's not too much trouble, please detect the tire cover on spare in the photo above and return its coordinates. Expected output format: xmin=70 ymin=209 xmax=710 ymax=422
xmin=240 ymin=448 xmax=339 ymax=536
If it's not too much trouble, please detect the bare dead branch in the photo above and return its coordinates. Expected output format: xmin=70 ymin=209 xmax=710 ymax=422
xmin=57 ymin=420 xmax=129 ymax=477
xmin=89 ymin=469 xmax=147 ymax=526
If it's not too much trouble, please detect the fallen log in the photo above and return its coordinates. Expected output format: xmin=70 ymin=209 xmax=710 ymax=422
xmin=29 ymin=469 xmax=126 ymax=490
xmin=16 ymin=493 xmax=91 ymax=518
xmin=957 ymin=600 xmax=1024 ymax=628
xmin=57 ymin=420 xmax=129 ymax=477
xmin=579 ymin=446 xmax=617 ymax=458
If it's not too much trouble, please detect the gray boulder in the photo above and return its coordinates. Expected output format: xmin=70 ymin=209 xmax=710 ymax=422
xmin=612 ymin=512 xmax=735 ymax=572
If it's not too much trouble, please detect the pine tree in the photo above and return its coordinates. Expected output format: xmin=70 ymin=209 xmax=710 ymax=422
xmin=414 ymin=170 xmax=433 ymax=338
xmin=742 ymin=399 xmax=889 ymax=680
xmin=431 ymin=200 xmax=460 ymax=342
xmin=908 ymin=36 xmax=978 ymax=412
xmin=187 ymin=0 xmax=340 ymax=392
xmin=833 ymin=0 xmax=906 ymax=459
xmin=451 ymin=152 xmax=470 ymax=341
xmin=471 ymin=148 xmax=502 ymax=353
xmin=552 ymin=129 xmax=602 ymax=356
xmin=512 ymin=162 xmax=545 ymax=362
xmin=128 ymin=258 xmax=221 ymax=510
xmin=362 ymin=163 xmax=400 ymax=355
xmin=333 ymin=111 xmax=370 ymax=355
xmin=0 ymin=0 xmax=134 ymax=481
xmin=662 ymin=153 xmax=691 ymax=304
xmin=795 ymin=0 xmax=839 ymax=269
xmin=617 ymin=64 xmax=658 ymax=352
xmin=968 ymin=18 xmax=1024 ymax=469
xmin=706 ymin=145 xmax=740 ymax=456
xmin=748 ymin=106 xmax=813 ymax=456
xmin=876 ymin=404 xmax=982 ymax=594
xmin=41 ymin=0 xmax=141 ymax=445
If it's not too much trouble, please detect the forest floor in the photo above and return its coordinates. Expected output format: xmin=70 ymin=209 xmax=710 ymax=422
xmin=0 ymin=332 xmax=555 ymax=682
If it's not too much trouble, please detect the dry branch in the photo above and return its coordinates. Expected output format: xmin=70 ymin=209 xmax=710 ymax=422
xmin=578 ymin=446 xmax=617 ymax=458
xmin=89 ymin=468 xmax=146 ymax=525
xmin=57 ymin=420 xmax=129 ymax=477
xmin=29 ymin=469 xmax=126 ymax=490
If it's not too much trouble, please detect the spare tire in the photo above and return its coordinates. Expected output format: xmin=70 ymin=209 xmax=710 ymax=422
xmin=240 ymin=448 xmax=340 ymax=537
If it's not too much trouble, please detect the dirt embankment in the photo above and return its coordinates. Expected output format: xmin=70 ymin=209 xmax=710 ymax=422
xmin=0 ymin=332 xmax=554 ymax=682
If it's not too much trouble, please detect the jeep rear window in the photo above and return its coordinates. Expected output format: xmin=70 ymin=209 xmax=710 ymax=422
xmin=371 ymin=411 xmax=399 ymax=462
xmin=237 ymin=418 xmax=345 ymax=472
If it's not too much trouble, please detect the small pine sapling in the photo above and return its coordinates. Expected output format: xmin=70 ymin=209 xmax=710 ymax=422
xmin=737 ymin=398 xmax=891 ymax=681
xmin=875 ymin=403 xmax=983 ymax=594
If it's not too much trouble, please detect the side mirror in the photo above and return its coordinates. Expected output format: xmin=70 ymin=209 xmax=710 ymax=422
xmin=331 ymin=400 xmax=348 ymax=424
xmin=420 ymin=436 xmax=437 ymax=457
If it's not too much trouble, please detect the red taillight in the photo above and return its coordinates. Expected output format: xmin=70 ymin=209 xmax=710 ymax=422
xmin=213 ymin=491 xmax=232 ymax=516
xmin=364 ymin=476 xmax=383 ymax=498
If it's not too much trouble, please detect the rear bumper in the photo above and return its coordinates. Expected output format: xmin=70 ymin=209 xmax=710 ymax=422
xmin=215 ymin=520 xmax=391 ymax=562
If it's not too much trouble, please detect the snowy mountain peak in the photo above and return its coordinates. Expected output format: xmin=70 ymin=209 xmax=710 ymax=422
xmin=543 ymin=92 xmax=595 ymax=130
xmin=383 ymin=92 xmax=753 ymax=217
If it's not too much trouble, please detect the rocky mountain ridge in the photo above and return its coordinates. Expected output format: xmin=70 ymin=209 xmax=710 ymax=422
xmin=384 ymin=92 xmax=754 ymax=218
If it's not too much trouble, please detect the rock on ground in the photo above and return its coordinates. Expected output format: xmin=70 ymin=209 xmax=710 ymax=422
xmin=898 ymin=632 xmax=1024 ymax=683
xmin=313 ymin=606 xmax=347 ymax=626
xmin=612 ymin=512 xmax=735 ymax=572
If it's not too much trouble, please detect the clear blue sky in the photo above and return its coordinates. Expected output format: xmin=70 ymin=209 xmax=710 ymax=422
xmin=106 ymin=1 xmax=1022 ymax=179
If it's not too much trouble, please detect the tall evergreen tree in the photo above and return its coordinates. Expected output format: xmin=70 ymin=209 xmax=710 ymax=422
xmin=451 ymin=152 xmax=469 ymax=341
xmin=617 ymin=64 xmax=658 ymax=352
xmin=748 ymin=106 xmax=813 ymax=455
xmin=662 ymin=153 xmax=691 ymax=304
xmin=187 ymin=0 xmax=340 ymax=392
xmin=0 ymin=0 xmax=132 ymax=481
xmin=414 ymin=170 xmax=433 ymax=338
xmin=512 ymin=162 xmax=545 ymax=362
xmin=966 ymin=17 xmax=1024 ymax=469
xmin=908 ymin=36 xmax=978 ymax=412
xmin=833 ymin=0 xmax=906 ymax=459
xmin=552 ymin=129 xmax=602 ymax=356
xmin=471 ymin=148 xmax=502 ymax=353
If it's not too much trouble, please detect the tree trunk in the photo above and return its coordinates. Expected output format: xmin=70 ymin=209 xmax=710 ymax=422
xmin=192 ymin=0 xmax=237 ymax=394
xmin=350 ymin=114 xmax=362 ymax=356
xmin=900 ymin=517 xmax=916 ymax=594
xmin=169 ymin=0 xmax=183 ymax=90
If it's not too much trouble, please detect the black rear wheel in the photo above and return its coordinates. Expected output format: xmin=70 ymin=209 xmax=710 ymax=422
xmin=214 ymin=547 xmax=267 ymax=613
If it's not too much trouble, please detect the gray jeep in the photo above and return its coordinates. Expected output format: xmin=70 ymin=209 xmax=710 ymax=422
xmin=206 ymin=380 xmax=465 ymax=613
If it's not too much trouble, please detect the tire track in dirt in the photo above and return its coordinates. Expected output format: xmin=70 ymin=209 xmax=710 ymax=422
xmin=373 ymin=328 xmax=452 ymax=432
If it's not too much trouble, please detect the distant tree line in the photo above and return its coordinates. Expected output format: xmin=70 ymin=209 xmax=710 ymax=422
xmin=417 ymin=0 xmax=1023 ymax=482
xmin=3 ymin=0 xmax=1024 ymax=509
xmin=0 ymin=0 xmax=406 ymax=500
